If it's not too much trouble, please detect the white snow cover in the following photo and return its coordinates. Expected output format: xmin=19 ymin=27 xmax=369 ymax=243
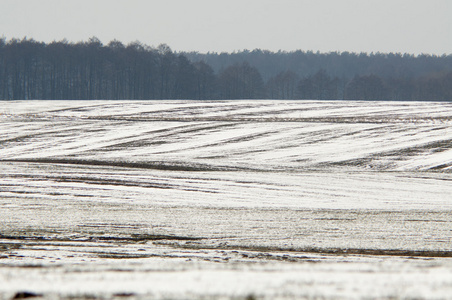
xmin=1 ymin=100 xmax=452 ymax=300
xmin=1 ymin=100 xmax=451 ymax=172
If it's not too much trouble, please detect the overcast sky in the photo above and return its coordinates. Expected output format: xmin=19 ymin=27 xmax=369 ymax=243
xmin=1 ymin=0 xmax=451 ymax=55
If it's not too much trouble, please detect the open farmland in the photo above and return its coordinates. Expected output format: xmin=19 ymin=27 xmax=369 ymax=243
xmin=1 ymin=100 xmax=452 ymax=299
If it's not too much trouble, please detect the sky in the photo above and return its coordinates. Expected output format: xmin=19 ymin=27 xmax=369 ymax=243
xmin=1 ymin=0 xmax=451 ymax=55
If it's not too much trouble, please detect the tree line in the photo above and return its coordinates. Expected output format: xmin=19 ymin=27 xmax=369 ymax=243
xmin=185 ymin=49 xmax=452 ymax=101
xmin=1 ymin=37 xmax=451 ymax=101
xmin=0 ymin=37 xmax=218 ymax=100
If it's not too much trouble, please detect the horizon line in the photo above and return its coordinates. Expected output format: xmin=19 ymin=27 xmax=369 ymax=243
xmin=2 ymin=35 xmax=451 ymax=57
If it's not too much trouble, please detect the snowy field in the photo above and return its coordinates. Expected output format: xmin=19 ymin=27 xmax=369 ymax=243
xmin=1 ymin=100 xmax=452 ymax=299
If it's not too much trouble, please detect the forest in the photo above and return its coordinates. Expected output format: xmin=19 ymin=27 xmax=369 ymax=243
xmin=1 ymin=37 xmax=451 ymax=101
